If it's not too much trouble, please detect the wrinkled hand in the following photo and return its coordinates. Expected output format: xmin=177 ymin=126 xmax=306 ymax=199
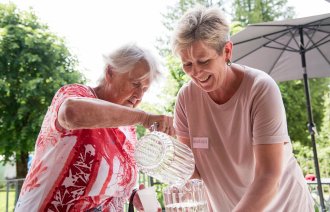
xmin=133 ymin=184 xmax=162 ymax=212
xmin=142 ymin=114 xmax=175 ymax=136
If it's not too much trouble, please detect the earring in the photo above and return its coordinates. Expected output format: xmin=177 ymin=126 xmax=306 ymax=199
xmin=226 ymin=59 xmax=232 ymax=66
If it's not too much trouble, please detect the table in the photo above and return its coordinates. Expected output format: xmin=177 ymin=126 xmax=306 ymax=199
xmin=305 ymin=178 xmax=330 ymax=210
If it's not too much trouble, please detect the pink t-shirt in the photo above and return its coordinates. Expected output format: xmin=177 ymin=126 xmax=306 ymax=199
xmin=174 ymin=67 xmax=314 ymax=211
xmin=16 ymin=84 xmax=137 ymax=212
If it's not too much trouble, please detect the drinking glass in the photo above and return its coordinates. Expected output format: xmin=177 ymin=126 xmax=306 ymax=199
xmin=163 ymin=179 xmax=209 ymax=212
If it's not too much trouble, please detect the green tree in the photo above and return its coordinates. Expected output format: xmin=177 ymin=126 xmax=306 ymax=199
xmin=293 ymin=87 xmax=330 ymax=178
xmin=279 ymin=78 xmax=330 ymax=145
xmin=318 ymin=89 xmax=330 ymax=148
xmin=317 ymin=88 xmax=330 ymax=175
xmin=0 ymin=3 xmax=85 ymax=179
xmin=233 ymin=0 xmax=294 ymax=25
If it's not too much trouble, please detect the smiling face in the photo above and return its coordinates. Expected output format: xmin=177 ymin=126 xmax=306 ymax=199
xmin=179 ymin=40 xmax=230 ymax=92
xmin=106 ymin=60 xmax=151 ymax=108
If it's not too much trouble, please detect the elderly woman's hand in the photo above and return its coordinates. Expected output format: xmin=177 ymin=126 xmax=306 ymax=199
xmin=133 ymin=184 xmax=162 ymax=212
xmin=142 ymin=114 xmax=175 ymax=136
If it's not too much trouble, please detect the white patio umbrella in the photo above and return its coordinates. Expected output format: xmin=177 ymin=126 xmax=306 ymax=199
xmin=231 ymin=13 xmax=330 ymax=211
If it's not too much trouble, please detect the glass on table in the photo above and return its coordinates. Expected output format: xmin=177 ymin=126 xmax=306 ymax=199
xmin=163 ymin=179 xmax=209 ymax=212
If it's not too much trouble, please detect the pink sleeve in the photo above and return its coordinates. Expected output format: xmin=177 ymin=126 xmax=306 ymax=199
xmin=251 ymin=77 xmax=290 ymax=145
xmin=49 ymin=84 xmax=94 ymax=132
xmin=174 ymin=87 xmax=190 ymax=138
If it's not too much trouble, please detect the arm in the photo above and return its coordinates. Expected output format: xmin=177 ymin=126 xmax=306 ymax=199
xmin=177 ymin=135 xmax=201 ymax=179
xmin=233 ymin=143 xmax=284 ymax=212
xmin=57 ymin=97 xmax=173 ymax=134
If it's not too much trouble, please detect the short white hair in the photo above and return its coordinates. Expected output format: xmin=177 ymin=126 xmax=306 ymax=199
xmin=99 ymin=43 xmax=161 ymax=83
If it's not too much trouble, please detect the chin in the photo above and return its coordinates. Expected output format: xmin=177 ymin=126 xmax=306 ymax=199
xmin=124 ymin=104 xmax=134 ymax=108
xmin=124 ymin=100 xmax=140 ymax=108
xmin=194 ymin=82 xmax=211 ymax=92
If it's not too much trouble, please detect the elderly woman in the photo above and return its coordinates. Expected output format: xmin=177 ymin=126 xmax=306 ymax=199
xmin=15 ymin=43 xmax=172 ymax=211
xmin=172 ymin=5 xmax=314 ymax=212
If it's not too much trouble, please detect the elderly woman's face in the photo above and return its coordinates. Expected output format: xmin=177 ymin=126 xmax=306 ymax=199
xmin=107 ymin=60 xmax=151 ymax=108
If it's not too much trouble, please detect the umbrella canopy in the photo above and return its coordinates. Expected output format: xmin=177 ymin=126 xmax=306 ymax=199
xmin=232 ymin=13 xmax=330 ymax=82
xmin=231 ymin=13 xmax=330 ymax=212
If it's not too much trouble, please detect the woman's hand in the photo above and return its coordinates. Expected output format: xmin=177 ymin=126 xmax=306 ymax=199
xmin=133 ymin=184 xmax=162 ymax=212
xmin=142 ymin=114 xmax=175 ymax=136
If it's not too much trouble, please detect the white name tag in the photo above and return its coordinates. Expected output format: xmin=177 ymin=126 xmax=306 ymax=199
xmin=192 ymin=137 xmax=209 ymax=149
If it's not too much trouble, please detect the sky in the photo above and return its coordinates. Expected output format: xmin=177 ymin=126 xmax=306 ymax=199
xmin=1 ymin=0 xmax=330 ymax=101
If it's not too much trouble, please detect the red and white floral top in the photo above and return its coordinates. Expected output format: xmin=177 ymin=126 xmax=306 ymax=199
xmin=16 ymin=84 xmax=138 ymax=212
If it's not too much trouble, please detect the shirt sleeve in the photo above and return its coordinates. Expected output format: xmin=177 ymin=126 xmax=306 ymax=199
xmin=49 ymin=84 xmax=95 ymax=133
xmin=251 ymin=76 xmax=291 ymax=145
xmin=174 ymin=86 xmax=190 ymax=138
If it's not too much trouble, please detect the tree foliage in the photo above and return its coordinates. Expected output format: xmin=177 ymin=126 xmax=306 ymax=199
xmin=293 ymin=89 xmax=330 ymax=176
xmin=232 ymin=0 xmax=294 ymax=25
xmin=0 ymin=3 xmax=85 ymax=177
xmin=279 ymin=78 xmax=330 ymax=145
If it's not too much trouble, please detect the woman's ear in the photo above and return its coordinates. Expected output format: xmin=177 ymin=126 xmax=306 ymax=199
xmin=224 ymin=41 xmax=233 ymax=59
xmin=105 ymin=65 xmax=113 ymax=82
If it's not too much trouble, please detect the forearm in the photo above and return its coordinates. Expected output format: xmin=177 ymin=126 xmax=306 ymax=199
xmin=233 ymin=175 xmax=279 ymax=212
xmin=58 ymin=97 xmax=148 ymax=130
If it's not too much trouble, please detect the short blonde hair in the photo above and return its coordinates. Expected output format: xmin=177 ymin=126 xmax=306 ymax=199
xmin=172 ymin=5 xmax=230 ymax=56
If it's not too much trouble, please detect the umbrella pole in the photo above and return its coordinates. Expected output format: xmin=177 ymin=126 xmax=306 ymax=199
xmin=302 ymin=73 xmax=326 ymax=211
xmin=299 ymin=28 xmax=326 ymax=211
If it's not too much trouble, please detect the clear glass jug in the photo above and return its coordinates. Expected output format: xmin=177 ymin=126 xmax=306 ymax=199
xmin=134 ymin=125 xmax=195 ymax=184
xmin=163 ymin=179 xmax=209 ymax=212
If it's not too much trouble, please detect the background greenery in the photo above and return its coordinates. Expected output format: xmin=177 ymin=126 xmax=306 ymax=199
xmin=0 ymin=0 xmax=329 ymax=210
xmin=0 ymin=3 xmax=85 ymax=180
xmin=0 ymin=190 xmax=15 ymax=212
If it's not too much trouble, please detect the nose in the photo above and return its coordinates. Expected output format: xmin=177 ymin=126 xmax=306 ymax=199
xmin=191 ymin=65 xmax=200 ymax=78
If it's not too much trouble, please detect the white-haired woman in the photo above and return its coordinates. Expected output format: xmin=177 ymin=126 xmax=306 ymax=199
xmin=172 ymin=5 xmax=314 ymax=212
xmin=16 ymin=43 xmax=169 ymax=211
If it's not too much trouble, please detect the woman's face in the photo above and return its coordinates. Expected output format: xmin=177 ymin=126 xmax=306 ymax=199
xmin=106 ymin=60 xmax=151 ymax=108
xmin=179 ymin=40 xmax=229 ymax=92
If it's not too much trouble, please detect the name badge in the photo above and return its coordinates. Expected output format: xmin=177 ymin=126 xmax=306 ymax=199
xmin=192 ymin=137 xmax=209 ymax=149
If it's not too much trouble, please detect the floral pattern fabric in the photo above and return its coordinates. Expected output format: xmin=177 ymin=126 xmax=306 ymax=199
xmin=16 ymin=84 xmax=137 ymax=212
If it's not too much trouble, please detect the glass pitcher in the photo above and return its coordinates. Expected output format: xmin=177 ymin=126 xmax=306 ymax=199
xmin=134 ymin=124 xmax=195 ymax=184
